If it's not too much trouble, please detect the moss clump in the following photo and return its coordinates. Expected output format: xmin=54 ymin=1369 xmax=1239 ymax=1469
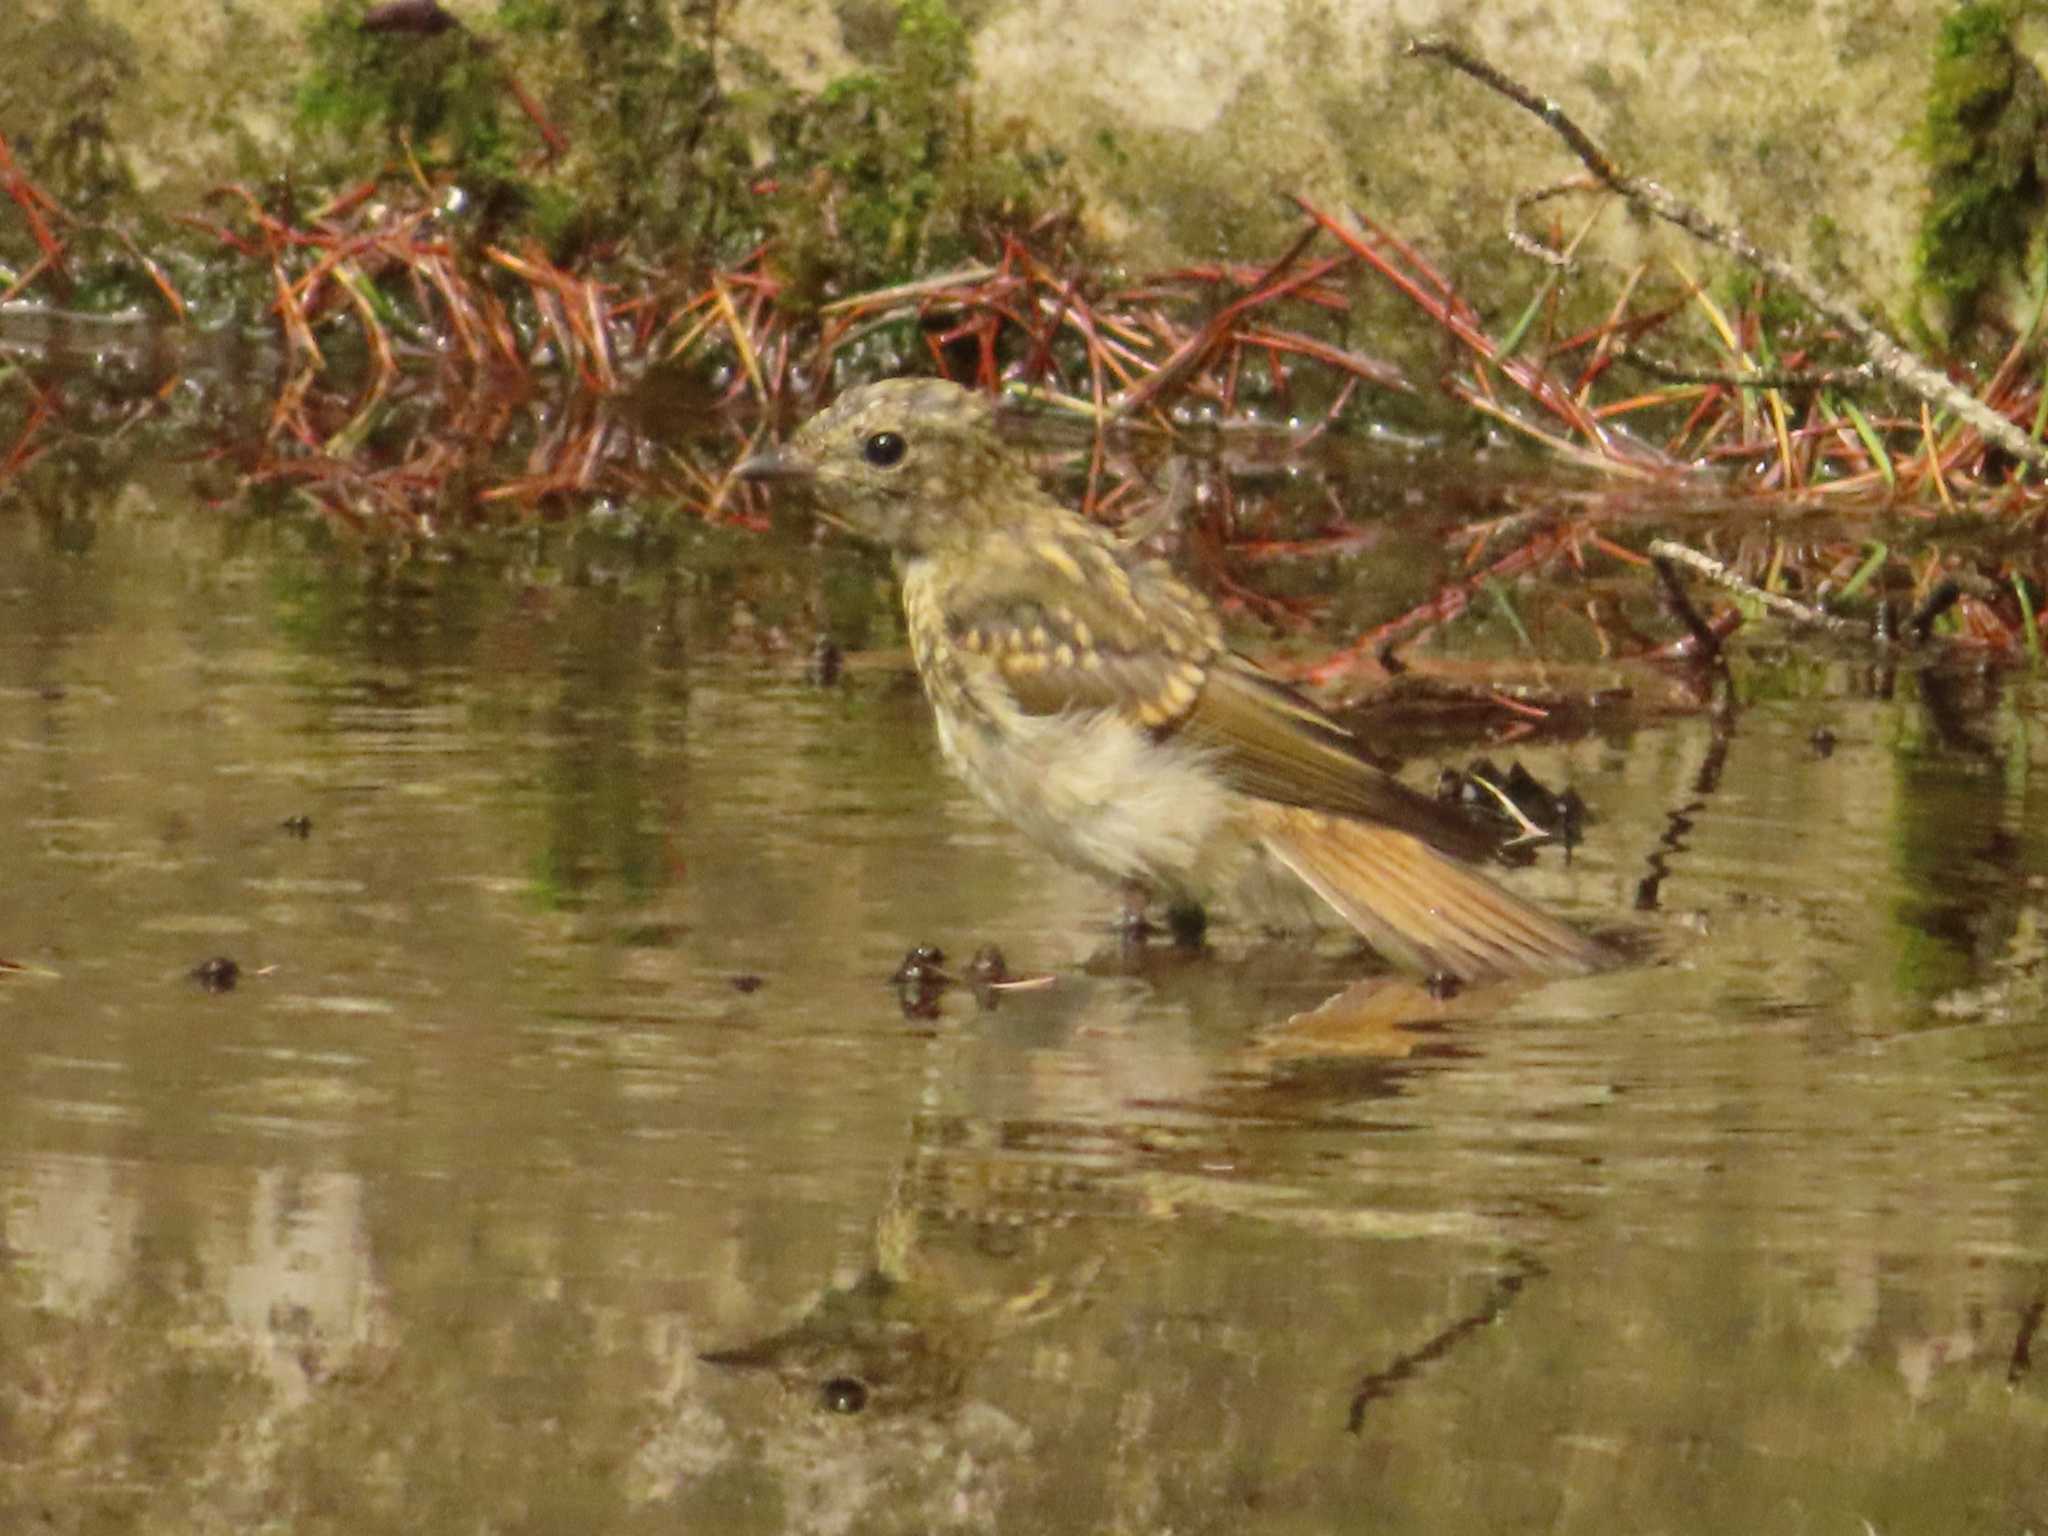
xmin=496 ymin=0 xmax=764 ymax=262
xmin=752 ymin=0 xmax=1076 ymax=306
xmin=1912 ymin=2 xmax=2048 ymax=343
xmin=295 ymin=1 xmax=532 ymax=236
xmin=288 ymin=0 xmax=1074 ymax=294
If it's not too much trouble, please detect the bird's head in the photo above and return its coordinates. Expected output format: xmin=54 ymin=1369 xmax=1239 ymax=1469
xmin=736 ymin=378 xmax=1047 ymax=555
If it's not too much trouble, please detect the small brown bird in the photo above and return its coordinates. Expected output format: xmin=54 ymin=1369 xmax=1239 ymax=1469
xmin=738 ymin=378 xmax=1606 ymax=981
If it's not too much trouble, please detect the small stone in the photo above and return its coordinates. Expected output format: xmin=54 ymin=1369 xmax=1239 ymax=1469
xmin=191 ymin=957 xmax=240 ymax=993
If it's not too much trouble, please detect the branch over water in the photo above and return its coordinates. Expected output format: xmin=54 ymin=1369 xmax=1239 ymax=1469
xmin=1405 ymin=35 xmax=2048 ymax=475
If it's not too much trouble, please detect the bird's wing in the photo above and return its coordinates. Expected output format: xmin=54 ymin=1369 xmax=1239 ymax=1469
xmin=1248 ymin=801 xmax=1607 ymax=979
xmin=934 ymin=540 xmax=1500 ymax=862
xmin=926 ymin=531 xmax=1219 ymax=723
xmin=1172 ymin=659 xmax=1502 ymax=862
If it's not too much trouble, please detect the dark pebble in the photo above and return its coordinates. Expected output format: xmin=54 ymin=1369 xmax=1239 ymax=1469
xmin=191 ymin=956 xmax=241 ymax=993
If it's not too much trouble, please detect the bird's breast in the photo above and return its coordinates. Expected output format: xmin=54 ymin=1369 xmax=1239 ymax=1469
xmin=937 ymin=696 xmax=1240 ymax=892
xmin=898 ymin=562 xmax=1230 ymax=890
xmin=900 ymin=558 xmax=982 ymax=723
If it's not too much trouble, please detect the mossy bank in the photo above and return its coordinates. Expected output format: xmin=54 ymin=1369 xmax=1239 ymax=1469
xmin=0 ymin=0 xmax=2011 ymax=359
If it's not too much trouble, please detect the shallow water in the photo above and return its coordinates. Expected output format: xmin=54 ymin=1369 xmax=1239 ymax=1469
xmin=1 ymin=455 xmax=2045 ymax=1534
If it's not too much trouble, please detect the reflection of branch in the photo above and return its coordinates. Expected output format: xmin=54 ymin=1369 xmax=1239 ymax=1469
xmin=1650 ymin=545 xmax=1981 ymax=661
xmin=1651 ymin=554 xmax=1727 ymax=663
xmin=2010 ymin=1293 xmax=2044 ymax=1387
xmin=1634 ymin=686 xmax=1734 ymax=912
xmin=1907 ymin=578 xmax=1962 ymax=644
xmin=1917 ymin=666 xmax=2002 ymax=760
xmin=1405 ymin=36 xmax=2048 ymax=474
xmin=1346 ymin=1252 xmax=1545 ymax=1432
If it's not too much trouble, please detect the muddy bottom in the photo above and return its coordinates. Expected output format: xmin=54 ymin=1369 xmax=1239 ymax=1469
xmin=0 ymin=458 xmax=2044 ymax=1534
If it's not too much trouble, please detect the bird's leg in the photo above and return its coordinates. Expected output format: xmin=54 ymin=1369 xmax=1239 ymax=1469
xmin=1114 ymin=888 xmax=1204 ymax=950
xmin=1115 ymin=880 xmax=1158 ymax=943
xmin=1114 ymin=883 xmax=1208 ymax=950
xmin=1164 ymin=900 xmax=1209 ymax=950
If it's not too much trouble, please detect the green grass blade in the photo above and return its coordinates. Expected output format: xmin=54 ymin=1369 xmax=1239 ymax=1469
xmin=1840 ymin=399 xmax=1895 ymax=490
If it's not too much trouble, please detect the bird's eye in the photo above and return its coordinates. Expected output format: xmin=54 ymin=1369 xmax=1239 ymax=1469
xmin=862 ymin=431 xmax=907 ymax=468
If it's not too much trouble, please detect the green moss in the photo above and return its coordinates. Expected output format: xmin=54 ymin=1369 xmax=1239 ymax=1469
xmin=1579 ymin=61 xmax=1622 ymax=101
xmin=760 ymin=0 xmax=1077 ymax=306
xmin=295 ymin=0 xmax=527 ymax=227
xmin=292 ymin=0 xmax=771 ymax=261
xmin=1911 ymin=1 xmax=2048 ymax=342
xmin=513 ymin=1 xmax=741 ymax=260
xmin=1808 ymin=212 xmax=1847 ymax=282
xmin=285 ymin=0 xmax=1072 ymax=296
xmin=836 ymin=0 xmax=908 ymax=63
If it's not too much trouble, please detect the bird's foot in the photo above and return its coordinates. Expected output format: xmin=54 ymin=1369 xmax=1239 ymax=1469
xmin=1114 ymin=883 xmax=1160 ymax=945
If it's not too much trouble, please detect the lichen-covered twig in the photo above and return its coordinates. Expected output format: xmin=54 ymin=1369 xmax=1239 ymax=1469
xmin=1648 ymin=538 xmax=1862 ymax=637
xmin=1613 ymin=350 xmax=1871 ymax=392
xmin=1405 ymin=35 xmax=2048 ymax=475
xmin=1504 ymin=175 xmax=1596 ymax=270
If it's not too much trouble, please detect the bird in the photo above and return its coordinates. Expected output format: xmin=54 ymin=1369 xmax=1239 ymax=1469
xmin=737 ymin=377 xmax=1607 ymax=982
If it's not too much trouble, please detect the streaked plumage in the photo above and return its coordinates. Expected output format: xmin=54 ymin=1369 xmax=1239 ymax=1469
xmin=738 ymin=378 xmax=1606 ymax=981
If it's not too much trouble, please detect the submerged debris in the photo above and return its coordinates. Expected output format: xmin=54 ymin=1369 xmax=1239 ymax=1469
xmin=1438 ymin=758 xmax=1585 ymax=851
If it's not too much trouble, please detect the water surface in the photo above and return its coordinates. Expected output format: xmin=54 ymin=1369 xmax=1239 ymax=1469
xmin=1 ymin=455 xmax=2044 ymax=1534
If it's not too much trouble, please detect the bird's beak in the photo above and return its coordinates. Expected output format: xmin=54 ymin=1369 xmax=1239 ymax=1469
xmin=734 ymin=448 xmax=814 ymax=483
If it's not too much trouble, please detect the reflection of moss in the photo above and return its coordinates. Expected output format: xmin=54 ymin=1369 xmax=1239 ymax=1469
xmin=1912 ymin=2 xmax=2048 ymax=341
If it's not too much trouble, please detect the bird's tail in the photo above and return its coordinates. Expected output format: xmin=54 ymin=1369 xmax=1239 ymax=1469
xmin=1252 ymin=805 xmax=1608 ymax=982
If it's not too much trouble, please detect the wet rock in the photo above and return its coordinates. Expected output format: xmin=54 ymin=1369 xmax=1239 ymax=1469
xmin=893 ymin=943 xmax=949 ymax=1018
xmin=967 ymin=945 xmax=1008 ymax=986
xmin=191 ymin=956 xmax=240 ymax=993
